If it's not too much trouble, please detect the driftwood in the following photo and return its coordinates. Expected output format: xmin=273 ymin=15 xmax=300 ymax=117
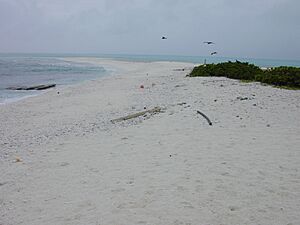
xmin=7 ymin=84 xmax=56 ymax=91
xmin=111 ymin=107 xmax=162 ymax=123
xmin=197 ymin=110 xmax=212 ymax=126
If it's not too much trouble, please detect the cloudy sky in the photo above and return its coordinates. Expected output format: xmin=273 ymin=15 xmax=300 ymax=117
xmin=0 ymin=0 xmax=299 ymax=60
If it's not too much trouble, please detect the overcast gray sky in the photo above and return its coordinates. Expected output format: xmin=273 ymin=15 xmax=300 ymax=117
xmin=0 ymin=0 xmax=299 ymax=60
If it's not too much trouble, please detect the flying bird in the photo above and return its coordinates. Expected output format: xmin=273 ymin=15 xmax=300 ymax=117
xmin=210 ymin=52 xmax=218 ymax=55
xmin=204 ymin=41 xmax=215 ymax=45
xmin=162 ymin=36 xmax=167 ymax=40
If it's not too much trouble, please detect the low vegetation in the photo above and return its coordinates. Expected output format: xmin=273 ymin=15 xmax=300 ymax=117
xmin=188 ymin=61 xmax=300 ymax=89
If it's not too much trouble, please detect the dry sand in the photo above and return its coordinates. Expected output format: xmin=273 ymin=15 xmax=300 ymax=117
xmin=1 ymin=58 xmax=300 ymax=225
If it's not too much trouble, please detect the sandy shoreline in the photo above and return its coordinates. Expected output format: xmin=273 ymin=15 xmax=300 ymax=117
xmin=1 ymin=58 xmax=300 ymax=225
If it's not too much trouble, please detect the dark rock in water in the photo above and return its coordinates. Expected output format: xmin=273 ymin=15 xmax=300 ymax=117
xmin=7 ymin=84 xmax=56 ymax=91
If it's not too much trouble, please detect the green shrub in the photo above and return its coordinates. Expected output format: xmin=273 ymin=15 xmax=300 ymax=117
xmin=188 ymin=61 xmax=300 ymax=89
xmin=263 ymin=67 xmax=300 ymax=87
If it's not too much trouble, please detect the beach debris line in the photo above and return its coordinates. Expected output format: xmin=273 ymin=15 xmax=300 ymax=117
xmin=197 ymin=110 xmax=212 ymax=126
xmin=111 ymin=106 xmax=163 ymax=123
xmin=7 ymin=84 xmax=56 ymax=91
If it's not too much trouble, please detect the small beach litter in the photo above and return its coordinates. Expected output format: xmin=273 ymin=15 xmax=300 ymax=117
xmin=15 ymin=157 xmax=22 ymax=163
xmin=140 ymin=85 xmax=144 ymax=89
xmin=0 ymin=182 xmax=7 ymax=187
xmin=237 ymin=96 xmax=249 ymax=101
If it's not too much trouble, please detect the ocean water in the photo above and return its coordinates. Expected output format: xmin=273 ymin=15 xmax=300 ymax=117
xmin=0 ymin=56 xmax=107 ymax=104
xmin=1 ymin=53 xmax=299 ymax=104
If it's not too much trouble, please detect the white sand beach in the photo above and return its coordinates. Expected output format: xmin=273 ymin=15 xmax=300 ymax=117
xmin=1 ymin=58 xmax=300 ymax=225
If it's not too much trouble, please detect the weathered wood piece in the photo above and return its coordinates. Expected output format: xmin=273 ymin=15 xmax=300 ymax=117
xmin=197 ymin=110 xmax=212 ymax=126
xmin=111 ymin=107 xmax=162 ymax=123
xmin=7 ymin=84 xmax=56 ymax=91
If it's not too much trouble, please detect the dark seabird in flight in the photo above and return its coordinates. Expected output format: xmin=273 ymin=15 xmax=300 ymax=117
xmin=210 ymin=52 xmax=218 ymax=55
xmin=204 ymin=41 xmax=215 ymax=45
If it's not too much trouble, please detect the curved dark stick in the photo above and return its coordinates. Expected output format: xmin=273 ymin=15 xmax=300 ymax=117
xmin=197 ymin=110 xmax=212 ymax=126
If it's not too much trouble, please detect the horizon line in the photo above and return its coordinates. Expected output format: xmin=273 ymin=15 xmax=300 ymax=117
xmin=0 ymin=52 xmax=300 ymax=63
